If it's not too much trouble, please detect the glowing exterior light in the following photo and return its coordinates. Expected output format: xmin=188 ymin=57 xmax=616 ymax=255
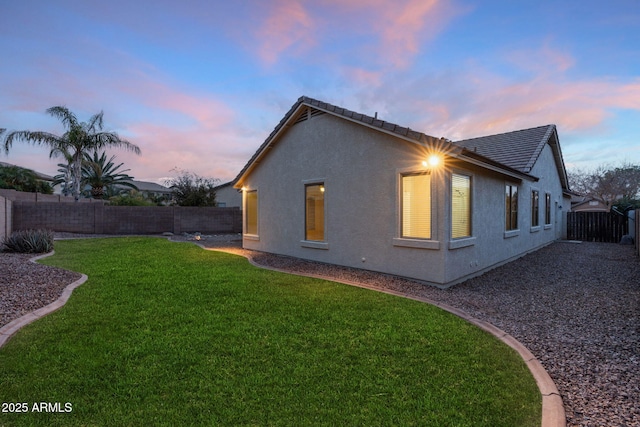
xmin=320 ymin=186 xmax=325 ymax=193
xmin=422 ymin=154 xmax=442 ymax=168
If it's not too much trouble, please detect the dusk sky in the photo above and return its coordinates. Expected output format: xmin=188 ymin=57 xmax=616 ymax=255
xmin=1 ymin=0 xmax=639 ymax=185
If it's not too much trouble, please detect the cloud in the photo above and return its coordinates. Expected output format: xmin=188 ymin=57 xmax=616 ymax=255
xmin=250 ymin=0 xmax=465 ymax=68
xmin=376 ymin=0 xmax=458 ymax=68
xmin=350 ymin=43 xmax=640 ymax=146
xmin=255 ymin=0 xmax=315 ymax=66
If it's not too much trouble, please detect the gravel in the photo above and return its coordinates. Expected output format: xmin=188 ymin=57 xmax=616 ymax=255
xmin=2 ymin=235 xmax=638 ymax=427
xmin=0 ymin=252 xmax=82 ymax=328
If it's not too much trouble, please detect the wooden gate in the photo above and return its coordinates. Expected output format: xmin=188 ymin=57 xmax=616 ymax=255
xmin=567 ymin=212 xmax=628 ymax=242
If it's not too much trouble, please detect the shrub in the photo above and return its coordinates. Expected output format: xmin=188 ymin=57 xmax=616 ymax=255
xmin=108 ymin=191 xmax=155 ymax=206
xmin=2 ymin=229 xmax=54 ymax=253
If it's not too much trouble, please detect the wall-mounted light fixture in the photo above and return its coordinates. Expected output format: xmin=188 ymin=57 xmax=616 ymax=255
xmin=422 ymin=154 xmax=442 ymax=168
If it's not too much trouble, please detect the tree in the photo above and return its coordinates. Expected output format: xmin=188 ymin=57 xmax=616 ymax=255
xmin=82 ymin=151 xmax=138 ymax=199
xmin=0 ymin=164 xmax=53 ymax=194
xmin=2 ymin=106 xmax=140 ymax=200
xmin=568 ymin=162 xmax=640 ymax=208
xmin=108 ymin=190 xmax=156 ymax=206
xmin=51 ymin=147 xmax=75 ymax=197
xmin=164 ymin=169 xmax=219 ymax=206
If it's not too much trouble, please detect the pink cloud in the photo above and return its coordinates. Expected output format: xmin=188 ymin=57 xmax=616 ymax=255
xmin=250 ymin=0 xmax=465 ymax=68
xmin=506 ymin=42 xmax=577 ymax=75
xmin=377 ymin=0 xmax=453 ymax=67
xmin=255 ymin=0 xmax=315 ymax=65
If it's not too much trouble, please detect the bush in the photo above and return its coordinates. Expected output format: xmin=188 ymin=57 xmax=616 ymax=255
xmin=2 ymin=229 xmax=54 ymax=253
xmin=108 ymin=191 xmax=155 ymax=206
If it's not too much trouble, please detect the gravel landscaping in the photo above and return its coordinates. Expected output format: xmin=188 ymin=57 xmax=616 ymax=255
xmin=2 ymin=235 xmax=638 ymax=427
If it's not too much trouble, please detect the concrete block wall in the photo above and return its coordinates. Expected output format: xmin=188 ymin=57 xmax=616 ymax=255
xmin=0 ymin=195 xmax=12 ymax=241
xmin=12 ymin=202 xmax=242 ymax=235
xmin=0 ymin=189 xmax=101 ymax=203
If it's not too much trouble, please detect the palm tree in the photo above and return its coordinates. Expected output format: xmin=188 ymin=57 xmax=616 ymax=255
xmin=82 ymin=151 xmax=138 ymax=199
xmin=2 ymin=107 xmax=140 ymax=200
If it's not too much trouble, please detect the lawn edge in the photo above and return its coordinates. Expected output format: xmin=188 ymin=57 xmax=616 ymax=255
xmin=0 ymin=251 xmax=88 ymax=349
xmin=201 ymin=244 xmax=566 ymax=427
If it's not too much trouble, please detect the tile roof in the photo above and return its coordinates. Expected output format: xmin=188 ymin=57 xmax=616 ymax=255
xmin=300 ymin=97 xmax=441 ymax=145
xmin=454 ymin=125 xmax=556 ymax=174
xmin=234 ymin=96 xmax=566 ymax=188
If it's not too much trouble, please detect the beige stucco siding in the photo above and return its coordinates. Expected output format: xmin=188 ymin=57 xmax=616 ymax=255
xmin=242 ymin=113 xmax=566 ymax=287
xmin=242 ymin=113 xmax=448 ymax=284
xmin=442 ymin=143 xmax=566 ymax=284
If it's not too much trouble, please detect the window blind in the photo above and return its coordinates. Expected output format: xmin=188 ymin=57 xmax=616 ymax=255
xmin=451 ymin=174 xmax=471 ymax=239
xmin=402 ymin=173 xmax=431 ymax=239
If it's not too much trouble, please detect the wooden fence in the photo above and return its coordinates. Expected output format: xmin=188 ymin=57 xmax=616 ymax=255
xmin=566 ymin=211 xmax=629 ymax=243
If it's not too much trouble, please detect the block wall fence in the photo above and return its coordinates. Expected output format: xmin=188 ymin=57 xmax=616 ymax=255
xmin=11 ymin=202 xmax=242 ymax=235
xmin=0 ymin=195 xmax=11 ymax=241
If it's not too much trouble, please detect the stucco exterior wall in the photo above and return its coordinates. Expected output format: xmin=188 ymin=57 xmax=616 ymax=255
xmin=242 ymin=113 xmax=566 ymax=287
xmin=215 ymin=184 xmax=242 ymax=208
xmin=242 ymin=113 xmax=450 ymax=283
xmin=442 ymin=144 xmax=566 ymax=284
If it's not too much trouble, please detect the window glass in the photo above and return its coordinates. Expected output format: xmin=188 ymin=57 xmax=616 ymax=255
xmin=451 ymin=174 xmax=471 ymax=239
xmin=531 ymin=190 xmax=539 ymax=227
xmin=505 ymin=185 xmax=518 ymax=231
xmin=545 ymin=193 xmax=551 ymax=225
xmin=305 ymin=184 xmax=325 ymax=241
xmin=402 ymin=173 xmax=431 ymax=239
xmin=245 ymin=190 xmax=258 ymax=235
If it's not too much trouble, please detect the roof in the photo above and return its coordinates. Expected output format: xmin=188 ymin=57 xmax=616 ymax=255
xmin=455 ymin=125 xmax=569 ymax=190
xmin=455 ymin=125 xmax=554 ymax=173
xmin=234 ymin=96 xmax=566 ymax=188
xmin=123 ymin=180 xmax=172 ymax=193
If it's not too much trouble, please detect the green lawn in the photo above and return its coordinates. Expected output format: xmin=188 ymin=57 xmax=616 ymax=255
xmin=0 ymin=238 xmax=540 ymax=426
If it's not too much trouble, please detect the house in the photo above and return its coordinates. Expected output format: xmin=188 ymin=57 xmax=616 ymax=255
xmin=125 ymin=180 xmax=172 ymax=200
xmin=233 ymin=96 xmax=571 ymax=288
xmin=214 ymin=181 xmax=242 ymax=207
xmin=571 ymin=195 xmax=610 ymax=212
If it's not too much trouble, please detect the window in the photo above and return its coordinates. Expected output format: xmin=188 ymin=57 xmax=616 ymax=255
xmin=401 ymin=173 xmax=431 ymax=239
xmin=545 ymin=193 xmax=551 ymax=225
xmin=531 ymin=190 xmax=539 ymax=227
xmin=451 ymin=174 xmax=471 ymax=239
xmin=305 ymin=183 xmax=325 ymax=241
xmin=505 ymin=184 xmax=518 ymax=231
xmin=245 ymin=190 xmax=258 ymax=235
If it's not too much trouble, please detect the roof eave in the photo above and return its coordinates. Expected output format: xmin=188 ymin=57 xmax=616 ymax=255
xmin=458 ymin=149 xmax=538 ymax=182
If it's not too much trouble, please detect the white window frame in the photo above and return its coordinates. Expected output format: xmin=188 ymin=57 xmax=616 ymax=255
xmin=243 ymin=188 xmax=259 ymax=240
xmin=393 ymin=167 xmax=439 ymax=250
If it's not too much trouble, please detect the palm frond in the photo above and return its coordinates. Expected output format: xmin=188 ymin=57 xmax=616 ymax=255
xmin=3 ymin=130 xmax=64 ymax=154
xmin=46 ymin=106 xmax=78 ymax=130
xmin=87 ymin=111 xmax=104 ymax=133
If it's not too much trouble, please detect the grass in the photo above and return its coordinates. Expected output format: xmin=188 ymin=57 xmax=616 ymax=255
xmin=0 ymin=237 xmax=541 ymax=426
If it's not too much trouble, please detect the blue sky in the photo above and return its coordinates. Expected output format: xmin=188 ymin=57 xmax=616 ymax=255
xmin=1 ymin=0 xmax=639 ymax=184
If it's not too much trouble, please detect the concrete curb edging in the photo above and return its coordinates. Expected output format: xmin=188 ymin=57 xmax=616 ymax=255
xmin=0 ymin=251 xmax=88 ymax=349
xmin=203 ymin=246 xmax=566 ymax=427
